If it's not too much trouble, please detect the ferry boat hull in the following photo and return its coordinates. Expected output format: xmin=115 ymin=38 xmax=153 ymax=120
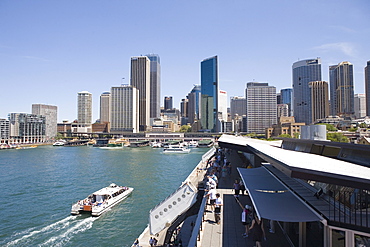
xmin=71 ymin=184 xmax=133 ymax=217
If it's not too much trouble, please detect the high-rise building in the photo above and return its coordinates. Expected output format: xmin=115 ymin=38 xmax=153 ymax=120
xmin=365 ymin=61 xmax=370 ymax=116
xmin=9 ymin=113 xmax=46 ymax=143
xmin=277 ymin=104 xmax=289 ymax=120
xmin=187 ymin=85 xmax=201 ymax=125
xmin=131 ymin=56 xmax=150 ymax=131
xmin=164 ymin=96 xmax=173 ymax=110
xmin=218 ymin=90 xmax=228 ymax=122
xmin=280 ymin=88 xmax=293 ymax=116
xmin=354 ymin=94 xmax=366 ymax=119
xmin=146 ymin=54 xmax=161 ymax=119
xmin=77 ymin=91 xmax=92 ymax=124
xmin=230 ymin=96 xmax=246 ymax=119
xmin=200 ymin=56 xmax=218 ymax=132
xmin=100 ymin=92 xmax=110 ymax=123
xmin=32 ymin=104 xmax=58 ymax=140
xmin=309 ymin=81 xmax=329 ymax=122
xmin=180 ymin=98 xmax=189 ymax=126
xmin=110 ymin=85 xmax=139 ymax=133
xmin=245 ymin=82 xmax=277 ymax=133
xmin=329 ymin=61 xmax=354 ymax=118
xmin=0 ymin=119 xmax=10 ymax=142
xmin=292 ymin=58 xmax=322 ymax=124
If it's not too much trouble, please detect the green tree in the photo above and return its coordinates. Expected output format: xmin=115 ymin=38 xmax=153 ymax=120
xmin=293 ymin=132 xmax=300 ymax=138
xmin=278 ymin=134 xmax=292 ymax=138
xmin=179 ymin=125 xmax=191 ymax=133
xmin=359 ymin=123 xmax=368 ymax=128
xmin=327 ymin=132 xmax=349 ymax=143
xmin=316 ymin=123 xmax=337 ymax=131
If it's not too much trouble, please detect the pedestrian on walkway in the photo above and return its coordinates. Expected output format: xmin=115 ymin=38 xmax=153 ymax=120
xmin=233 ymin=179 xmax=241 ymax=198
xmin=204 ymin=186 xmax=217 ymax=212
xmin=214 ymin=193 xmax=223 ymax=224
xmin=249 ymin=214 xmax=266 ymax=247
xmin=236 ymin=198 xmax=252 ymax=237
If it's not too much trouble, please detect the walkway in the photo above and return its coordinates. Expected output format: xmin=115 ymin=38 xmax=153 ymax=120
xmin=199 ymin=149 xmax=292 ymax=247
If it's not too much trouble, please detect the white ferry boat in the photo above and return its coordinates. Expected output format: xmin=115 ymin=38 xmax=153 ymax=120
xmin=163 ymin=146 xmax=191 ymax=154
xmin=71 ymin=183 xmax=134 ymax=216
xmin=53 ymin=141 xmax=65 ymax=146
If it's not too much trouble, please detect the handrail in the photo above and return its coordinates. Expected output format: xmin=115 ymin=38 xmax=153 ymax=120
xmin=188 ymin=195 xmax=207 ymax=247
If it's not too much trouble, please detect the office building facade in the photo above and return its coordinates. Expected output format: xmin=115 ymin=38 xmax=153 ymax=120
xmin=365 ymin=61 xmax=370 ymax=116
xmin=31 ymin=104 xmax=57 ymax=140
xmin=110 ymin=85 xmax=139 ymax=133
xmin=329 ymin=61 xmax=354 ymax=118
xmin=292 ymin=58 xmax=322 ymax=124
xmin=245 ymin=82 xmax=277 ymax=133
xmin=146 ymin=54 xmax=161 ymax=119
xmin=200 ymin=56 xmax=218 ymax=132
xmin=100 ymin=92 xmax=110 ymax=123
xmin=9 ymin=113 xmax=46 ymax=143
xmin=354 ymin=94 xmax=366 ymax=119
xmin=131 ymin=56 xmax=150 ymax=131
xmin=187 ymin=85 xmax=201 ymax=125
xmin=77 ymin=91 xmax=92 ymax=124
xmin=230 ymin=96 xmax=246 ymax=119
xmin=164 ymin=96 xmax=173 ymax=110
xmin=280 ymin=88 xmax=293 ymax=116
xmin=218 ymin=90 xmax=228 ymax=122
xmin=309 ymin=81 xmax=329 ymax=123
xmin=0 ymin=119 xmax=10 ymax=143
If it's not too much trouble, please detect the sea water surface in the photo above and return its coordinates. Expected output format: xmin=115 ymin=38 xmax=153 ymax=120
xmin=0 ymin=145 xmax=208 ymax=247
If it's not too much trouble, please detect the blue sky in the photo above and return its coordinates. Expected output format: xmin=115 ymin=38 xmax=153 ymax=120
xmin=1 ymin=0 xmax=369 ymax=122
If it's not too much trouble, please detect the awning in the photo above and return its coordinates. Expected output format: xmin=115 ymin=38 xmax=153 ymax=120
xmin=238 ymin=166 xmax=323 ymax=222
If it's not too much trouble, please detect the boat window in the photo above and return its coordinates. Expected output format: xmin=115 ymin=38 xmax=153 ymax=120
xmin=95 ymin=195 xmax=105 ymax=203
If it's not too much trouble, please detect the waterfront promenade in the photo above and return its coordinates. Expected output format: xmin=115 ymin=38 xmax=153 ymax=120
xmin=197 ymin=149 xmax=292 ymax=247
xmin=135 ymin=148 xmax=292 ymax=247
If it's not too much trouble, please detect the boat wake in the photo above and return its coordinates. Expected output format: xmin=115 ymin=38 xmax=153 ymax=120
xmin=4 ymin=215 xmax=97 ymax=247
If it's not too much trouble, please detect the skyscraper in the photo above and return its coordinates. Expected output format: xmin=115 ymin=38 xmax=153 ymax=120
xmin=218 ymin=90 xmax=228 ymax=122
xmin=200 ymin=56 xmax=218 ymax=132
xmin=131 ymin=56 xmax=150 ymax=131
xmin=164 ymin=96 xmax=173 ymax=110
xmin=230 ymin=96 xmax=246 ymax=119
xmin=187 ymin=85 xmax=201 ymax=125
xmin=110 ymin=85 xmax=139 ymax=133
xmin=329 ymin=61 xmax=354 ymax=117
xmin=365 ymin=61 xmax=370 ymax=116
xmin=309 ymin=81 xmax=329 ymax=122
xmin=354 ymin=94 xmax=366 ymax=119
xmin=32 ymin=104 xmax=58 ymax=140
xmin=146 ymin=54 xmax=161 ymax=119
xmin=280 ymin=88 xmax=293 ymax=116
xmin=100 ymin=92 xmax=110 ymax=123
xmin=245 ymin=82 xmax=277 ymax=133
xmin=77 ymin=91 xmax=92 ymax=124
xmin=292 ymin=58 xmax=322 ymax=124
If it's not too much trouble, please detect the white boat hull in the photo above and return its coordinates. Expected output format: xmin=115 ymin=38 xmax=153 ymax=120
xmin=71 ymin=186 xmax=133 ymax=217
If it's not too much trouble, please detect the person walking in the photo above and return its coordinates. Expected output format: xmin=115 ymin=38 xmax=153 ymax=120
xmin=249 ymin=214 xmax=266 ymax=247
xmin=214 ymin=193 xmax=223 ymax=224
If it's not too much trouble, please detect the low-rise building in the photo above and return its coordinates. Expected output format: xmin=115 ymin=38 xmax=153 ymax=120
xmin=266 ymin=116 xmax=305 ymax=139
xmin=9 ymin=113 xmax=46 ymax=143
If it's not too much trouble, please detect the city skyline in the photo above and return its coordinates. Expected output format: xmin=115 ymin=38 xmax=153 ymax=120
xmin=0 ymin=1 xmax=369 ymax=122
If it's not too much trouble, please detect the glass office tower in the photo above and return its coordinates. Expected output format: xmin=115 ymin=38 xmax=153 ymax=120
xmin=146 ymin=54 xmax=161 ymax=119
xmin=292 ymin=58 xmax=322 ymax=124
xmin=200 ymin=56 xmax=218 ymax=132
xmin=365 ymin=61 xmax=370 ymax=116
xmin=280 ymin=88 xmax=293 ymax=117
xmin=187 ymin=84 xmax=201 ymax=125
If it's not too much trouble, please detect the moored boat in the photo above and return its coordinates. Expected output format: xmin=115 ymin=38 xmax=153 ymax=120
xmin=71 ymin=183 xmax=134 ymax=216
xmin=53 ymin=141 xmax=65 ymax=146
xmin=163 ymin=146 xmax=191 ymax=154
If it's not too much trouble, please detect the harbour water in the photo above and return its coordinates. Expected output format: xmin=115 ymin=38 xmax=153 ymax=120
xmin=0 ymin=145 xmax=209 ymax=247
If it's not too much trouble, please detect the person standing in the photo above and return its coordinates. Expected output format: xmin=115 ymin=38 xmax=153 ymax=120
xmin=214 ymin=193 xmax=223 ymax=224
xmin=204 ymin=186 xmax=217 ymax=212
xmin=233 ymin=179 xmax=241 ymax=198
xmin=249 ymin=214 xmax=266 ymax=247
